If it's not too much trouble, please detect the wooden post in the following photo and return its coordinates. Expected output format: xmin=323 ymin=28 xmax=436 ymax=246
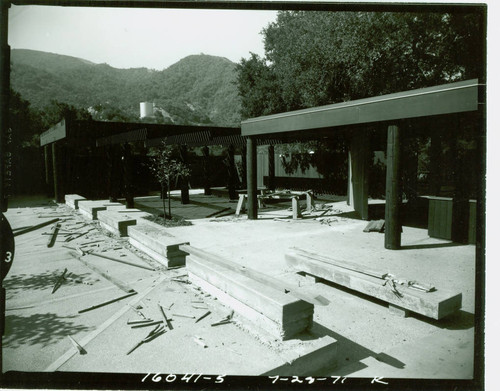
xmin=246 ymin=137 xmax=257 ymax=219
xmin=122 ymin=143 xmax=134 ymax=208
xmin=51 ymin=143 xmax=64 ymax=203
xmin=227 ymin=144 xmax=237 ymax=200
xmin=179 ymin=144 xmax=189 ymax=204
xmin=268 ymin=144 xmax=275 ymax=191
xmin=241 ymin=144 xmax=247 ymax=189
xmin=202 ymin=146 xmax=211 ymax=195
xmin=385 ymin=124 xmax=402 ymax=249
xmin=44 ymin=144 xmax=54 ymax=197
xmin=429 ymin=133 xmax=442 ymax=196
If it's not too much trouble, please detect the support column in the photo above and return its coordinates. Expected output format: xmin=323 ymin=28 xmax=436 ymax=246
xmin=52 ymin=143 xmax=64 ymax=203
xmin=227 ymin=144 xmax=237 ymax=200
xmin=179 ymin=144 xmax=189 ymax=204
xmin=122 ymin=143 xmax=134 ymax=208
xmin=246 ymin=137 xmax=258 ymax=219
xmin=241 ymin=144 xmax=247 ymax=190
xmin=450 ymin=119 xmax=468 ymax=243
xmin=385 ymin=124 xmax=402 ymax=249
xmin=202 ymin=146 xmax=211 ymax=195
xmin=429 ymin=133 xmax=442 ymax=196
xmin=44 ymin=145 xmax=53 ymax=197
xmin=268 ymin=144 xmax=275 ymax=191
xmin=347 ymin=134 xmax=369 ymax=220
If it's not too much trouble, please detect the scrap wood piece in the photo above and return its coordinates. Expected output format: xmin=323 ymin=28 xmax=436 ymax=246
xmin=205 ymin=207 xmax=232 ymax=218
xmin=127 ymin=324 xmax=166 ymax=355
xmin=47 ymin=223 xmax=61 ymax=248
xmin=290 ymin=248 xmax=388 ymax=279
xmin=52 ymin=268 xmax=68 ymax=294
xmin=45 ymin=274 xmax=168 ymax=372
xmin=127 ymin=319 xmax=154 ymax=325
xmin=13 ymin=218 xmax=59 ymax=237
xmin=131 ymin=320 xmax=164 ymax=328
xmin=158 ymin=304 xmax=173 ymax=330
xmin=363 ymin=219 xmax=385 ymax=233
xmin=192 ymin=336 xmax=207 ymax=348
xmin=78 ymin=291 xmax=137 ymax=314
xmin=67 ymin=335 xmax=87 ymax=355
xmin=180 ymin=244 xmax=329 ymax=307
xmin=67 ymin=250 xmax=135 ymax=293
xmin=86 ymin=252 xmax=155 ymax=271
xmin=195 ymin=310 xmax=211 ymax=323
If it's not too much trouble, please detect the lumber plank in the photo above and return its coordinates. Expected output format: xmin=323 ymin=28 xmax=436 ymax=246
xmin=291 ymin=247 xmax=388 ymax=279
xmin=13 ymin=218 xmax=59 ymax=237
xmin=86 ymin=252 xmax=155 ymax=271
xmin=285 ymin=251 xmax=462 ymax=320
xmin=180 ymin=244 xmax=329 ymax=307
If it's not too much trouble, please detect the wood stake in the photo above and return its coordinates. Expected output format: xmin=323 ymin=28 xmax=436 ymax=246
xmin=47 ymin=223 xmax=61 ymax=248
xmin=195 ymin=311 xmax=211 ymax=323
xmin=67 ymin=335 xmax=87 ymax=355
xmin=78 ymin=291 xmax=137 ymax=314
xmin=158 ymin=304 xmax=173 ymax=330
xmin=13 ymin=218 xmax=59 ymax=237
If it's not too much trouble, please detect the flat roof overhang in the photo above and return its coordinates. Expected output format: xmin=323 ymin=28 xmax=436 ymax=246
xmin=241 ymin=79 xmax=483 ymax=138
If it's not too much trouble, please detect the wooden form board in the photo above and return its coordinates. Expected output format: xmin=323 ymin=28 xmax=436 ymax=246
xmin=285 ymin=250 xmax=462 ymax=320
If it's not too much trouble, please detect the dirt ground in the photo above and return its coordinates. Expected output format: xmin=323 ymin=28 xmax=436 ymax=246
xmin=1 ymin=191 xmax=479 ymax=386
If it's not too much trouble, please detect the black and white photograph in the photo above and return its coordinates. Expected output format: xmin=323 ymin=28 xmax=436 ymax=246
xmin=0 ymin=0 xmax=489 ymax=390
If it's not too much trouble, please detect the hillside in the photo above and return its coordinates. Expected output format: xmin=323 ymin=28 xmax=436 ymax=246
xmin=10 ymin=49 xmax=242 ymax=126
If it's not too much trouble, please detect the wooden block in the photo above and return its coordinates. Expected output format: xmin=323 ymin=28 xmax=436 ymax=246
xmin=292 ymin=196 xmax=302 ymax=219
xmin=187 ymin=255 xmax=313 ymax=340
xmin=235 ymin=194 xmax=246 ymax=216
xmin=285 ymin=251 xmax=462 ymax=320
xmin=388 ymin=304 xmax=410 ymax=318
xmin=65 ymin=194 xmax=87 ymax=210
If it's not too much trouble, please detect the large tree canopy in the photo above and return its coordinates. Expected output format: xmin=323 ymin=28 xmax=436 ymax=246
xmin=237 ymin=10 xmax=483 ymax=118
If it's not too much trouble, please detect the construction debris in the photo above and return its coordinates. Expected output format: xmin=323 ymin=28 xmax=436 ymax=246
xmin=86 ymin=252 xmax=155 ymax=271
xmin=127 ymin=325 xmax=166 ymax=355
xmin=127 ymin=319 xmax=154 ymax=325
xmin=363 ymin=219 xmax=385 ymax=233
xmin=67 ymin=335 xmax=87 ymax=355
xmin=130 ymin=320 xmax=163 ymax=328
xmin=52 ymin=268 xmax=67 ymax=294
xmin=47 ymin=223 xmax=61 ymax=248
xmin=78 ymin=291 xmax=137 ymax=314
xmin=13 ymin=218 xmax=60 ymax=237
xmin=158 ymin=304 xmax=173 ymax=330
xmin=195 ymin=310 xmax=211 ymax=323
xmin=172 ymin=313 xmax=195 ymax=319
xmin=192 ymin=336 xmax=207 ymax=348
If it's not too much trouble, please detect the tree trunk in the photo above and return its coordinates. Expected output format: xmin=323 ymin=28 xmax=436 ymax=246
xmin=161 ymin=182 xmax=167 ymax=220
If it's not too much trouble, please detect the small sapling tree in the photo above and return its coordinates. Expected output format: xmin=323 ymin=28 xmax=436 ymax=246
xmin=149 ymin=141 xmax=191 ymax=220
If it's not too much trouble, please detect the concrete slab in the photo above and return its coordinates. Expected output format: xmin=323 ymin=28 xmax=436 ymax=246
xmin=78 ymin=200 xmax=125 ymax=220
xmin=65 ymin=194 xmax=86 ymax=210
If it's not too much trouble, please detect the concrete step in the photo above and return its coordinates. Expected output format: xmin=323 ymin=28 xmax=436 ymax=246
xmin=64 ymin=194 xmax=86 ymax=210
xmin=128 ymin=221 xmax=189 ymax=267
xmin=97 ymin=210 xmax=151 ymax=237
xmin=78 ymin=201 xmax=125 ymax=220
xmin=285 ymin=250 xmax=462 ymax=320
xmin=187 ymin=254 xmax=314 ymax=340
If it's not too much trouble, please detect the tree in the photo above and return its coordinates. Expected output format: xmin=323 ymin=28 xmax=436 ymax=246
xmin=236 ymin=10 xmax=483 ymax=192
xmin=148 ymin=141 xmax=191 ymax=219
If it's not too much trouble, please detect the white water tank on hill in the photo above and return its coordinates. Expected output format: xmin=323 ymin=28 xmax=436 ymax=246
xmin=140 ymin=102 xmax=154 ymax=118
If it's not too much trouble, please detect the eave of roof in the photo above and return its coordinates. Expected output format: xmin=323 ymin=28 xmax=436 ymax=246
xmin=241 ymin=79 xmax=483 ymax=137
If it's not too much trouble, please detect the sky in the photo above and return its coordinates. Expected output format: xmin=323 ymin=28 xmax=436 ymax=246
xmin=8 ymin=5 xmax=278 ymax=70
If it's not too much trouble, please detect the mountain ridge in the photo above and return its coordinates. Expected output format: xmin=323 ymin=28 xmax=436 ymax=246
xmin=10 ymin=49 xmax=242 ymax=126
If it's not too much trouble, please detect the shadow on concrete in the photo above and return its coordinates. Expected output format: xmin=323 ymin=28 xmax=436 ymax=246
xmin=307 ymin=321 xmax=406 ymax=376
xmin=399 ymin=242 xmax=467 ymax=250
xmin=3 ymin=312 xmax=93 ymax=348
xmin=413 ymin=310 xmax=476 ymax=331
xmin=6 ymin=195 xmax=54 ymax=208
xmin=3 ymin=270 xmax=95 ymax=299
